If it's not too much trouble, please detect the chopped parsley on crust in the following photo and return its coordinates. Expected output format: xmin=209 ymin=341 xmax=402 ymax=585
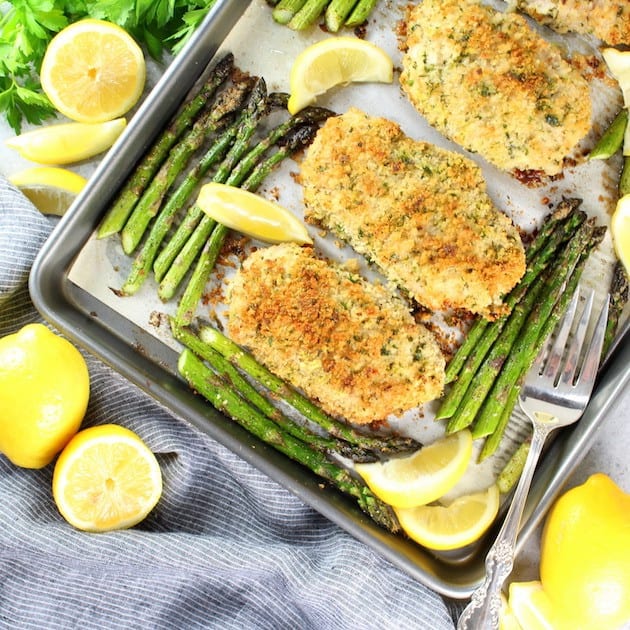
xmin=400 ymin=0 xmax=592 ymax=175
xmin=227 ymin=243 xmax=445 ymax=425
xmin=299 ymin=108 xmax=526 ymax=319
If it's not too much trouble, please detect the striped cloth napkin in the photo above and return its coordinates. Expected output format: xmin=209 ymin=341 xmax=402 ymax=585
xmin=0 ymin=176 xmax=458 ymax=629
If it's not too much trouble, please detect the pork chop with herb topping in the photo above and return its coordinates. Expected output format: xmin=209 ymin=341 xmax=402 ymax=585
xmin=400 ymin=0 xmax=592 ymax=175
xmin=299 ymin=108 xmax=526 ymax=319
xmin=227 ymin=243 xmax=445 ymax=425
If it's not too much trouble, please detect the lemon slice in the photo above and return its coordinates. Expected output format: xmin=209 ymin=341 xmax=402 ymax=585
xmin=508 ymin=581 xmax=562 ymax=630
xmin=611 ymin=194 xmax=630 ymax=276
xmin=197 ymin=182 xmax=313 ymax=245
xmin=355 ymin=430 xmax=472 ymax=509
xmin=5 ymin=118 xmax=126 ymax=165
xmin=287 ymin=37 xmax=394 ymax=114
xmin=40 ymin=18 xmax=146 ymax=123
xmin=52 ymin=424 xmax=162 ymax=532
xmin=8 ymin=166 xmax=87 ymax=215
xmin=394 ymin=483 xmax=500 ymax=550
xmin=499 ymin=592 xmax=524 ymax=630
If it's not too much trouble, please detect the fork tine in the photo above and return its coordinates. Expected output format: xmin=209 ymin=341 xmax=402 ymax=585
xmin=542 ymin=287 xmax=580 ymax=381
xmin=573 ymin=293 xmax=610 ymax=393
xmin=560 ymin=289 xmax=594 ymax=385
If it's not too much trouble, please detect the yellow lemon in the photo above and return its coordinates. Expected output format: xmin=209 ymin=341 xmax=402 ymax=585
xmin=0 ymin=324 xmax=89 ymax=469
xmin=355 ymin=430 xmax=472 ymax=509
xmin=9 ymin=166 xmax=87 ymax=215
xmin=602 ymin=48 xmax=630 ymax=108
xmin=540 ymin=473 xmax=630 ymax=630
xmin=394 ymin=484 xmax=500 ymax=550
xmin=40 ymin=18 xmax=146 ymax=123
xmin=53 ymin=424 xmax=162 ymax=532
xmin=499 ymin=591 xmax=524 ymax=630
xmin=197 ymin=182 xmax=313 ymax=245
xmin=5 ymin=118 xmax=126 ymax=165
xmin=287 ymin=37 xmax=394 ymax=114
xmin=611 ymin=193 xmax=630 ymax=276
xmin=507 ymin=581 xmax=560 ymax=630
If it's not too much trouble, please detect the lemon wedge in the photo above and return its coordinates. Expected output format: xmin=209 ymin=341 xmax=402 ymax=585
xmin=394 ymin=483 xmax=500 ymax=551
xmin=287 ymin=37 xmax=394 ymax=114
xmin=602 ymin=48 xmax=630 ymax=108
xmin=499 ymin=592 xmax=524 ymax=630
xmin=5 ymin=118 xmax=126 ymax=165
xmin=41 ymin=19 xmax=146 ymax=123
xmin=53 ymin=424 xmax=162 ymax=532
xmin=611 ymin=194 xmax=630 ymax=276
xmin=355 ymin=430 xmax=472 ymax=509
xmin=197 ymin=182 xmax=313 ymax=245
xmin=8 ymin=166 xmax=87 ymax=215
xmin=507 ymin=581 xmax=562 ymax=630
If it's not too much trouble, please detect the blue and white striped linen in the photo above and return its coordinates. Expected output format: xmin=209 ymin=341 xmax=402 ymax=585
xmin=0 ymin=176 xmax=457 ymax=629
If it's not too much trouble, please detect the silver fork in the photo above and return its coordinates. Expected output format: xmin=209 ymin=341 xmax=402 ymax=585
xmin=457 ymin=287 xmax=610 ymax=630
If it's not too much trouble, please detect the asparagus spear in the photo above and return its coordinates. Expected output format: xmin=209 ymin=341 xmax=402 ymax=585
xmin=496 ymin=441 xmax=530 ymax=494
xmin=472 ymin=223 xmax=606 ymax=439
xmin=178 ymin=348 xmax=400 ymax=532
xmin=588 ymin=108 xmax=628 ymax=160
xmin=173 ymin=123 xmax=326 ymax=324
xmin=603 ymin=260 xmax=629 ymax=359
xmin=345 ymin=0 xmax=378 ymax=26
xmin=446 ymin=219 xmax=597 ymax=435
xmin=273 ymin=0 xmax=308 ymax=24
xmin=443 ymin=200 xmax=581 ymax=385
xmin=288 ymin=0 xmax=329 ymax=30
xmin=199 ymin=325 xmax=421 ymax=455
xmin=171 ymin=321 xmax=379 ymax=461
xmin=325 ymin=0 xmax=359 ymax=31
xmin=620 ymin=157 xmax=630 ymax=197
xmin=437 ymin=205 xmax=586 ymax=418
xmin=477 ymin=231 xmax=602 ymax=458
xmin=154 ymin=78 xmax=269 ymax=294
xmin=119 ymin=117 xmax=242 ymax=296
xmin=97 ymin=53 xmax=234 ymax=239
xmin=120 ymin=80 xmax=254 ymax=255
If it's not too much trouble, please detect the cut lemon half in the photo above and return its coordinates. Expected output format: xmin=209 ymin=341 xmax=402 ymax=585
xmin=287 ymin=37 xmax=394 ymax=114
xmin=394 ymin=483 xmax=500 ymax=550
xmin=611 ymin=194 xmax=630 ymax=276
xmin=197 ymin=182 xmax=313 ymax=245
xmin=355 ymin=430 xmax=472 ymax=509
xmin=9 ymin=166 xmax=87 ymax=215
xmin=52 ymin=424 xmax=162 ymax=532
xmin=40 ymin=18 xmax=146 ymax=123
xmin=508 ymin=581 xmax=563 ymax=630
xmin=5 ymin=118 xmax=126 ymax=165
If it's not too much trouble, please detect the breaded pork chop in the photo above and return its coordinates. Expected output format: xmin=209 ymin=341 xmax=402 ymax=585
xmin=300 ymin=108 xmax=526 ymax=319
xmin=400 ymin=0 xmax=592 ymax=175
xmin=227 ymin=243 xmax=445 ymax=425
xmin=508 ymin=0 xmax=630 ymax=46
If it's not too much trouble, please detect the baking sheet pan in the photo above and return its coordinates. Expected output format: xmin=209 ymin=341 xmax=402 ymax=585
xmin=29 ymin=0 xmax=630 ymax=598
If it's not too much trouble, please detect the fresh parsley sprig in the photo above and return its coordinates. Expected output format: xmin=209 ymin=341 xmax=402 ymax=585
xmin=0 ymin=0 xmax=218 ymax=133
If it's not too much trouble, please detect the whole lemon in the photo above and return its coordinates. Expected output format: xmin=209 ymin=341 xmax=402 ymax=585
xmin=0 ymin=324 xmax=89 ymax=469
xmin=540 ymin=473 xmax=630 ymax=630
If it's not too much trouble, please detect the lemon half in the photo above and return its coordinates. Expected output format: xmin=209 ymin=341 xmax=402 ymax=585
xmin=197 ymin=182 xmax=312 ymax=245
xmin=287 ymin=37 xmax=394 ymax=114
xmin=53 ymin=424 xmax=162 ymax=532
xmin=611 ymin=194 xmax=630 ymax=276
xmin=40 ymin=18 xmax=146 ymax=123
xmin=355 ymin=430 xmax=473 ymax=509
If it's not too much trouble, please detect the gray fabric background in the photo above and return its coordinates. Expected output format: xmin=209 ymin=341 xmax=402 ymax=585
xmin=0 ymin=176 xmax=459 ymax=629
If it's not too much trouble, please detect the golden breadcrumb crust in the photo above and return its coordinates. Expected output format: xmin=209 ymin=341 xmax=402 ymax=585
xmin=510 ymin=0 xmax=630 ymax=46
xmin=299 ymin=108 xmax=526 ymax=319
xmin=400 ymin=0 xmax=592 ymax=175
xmin=227 ymin=243 xmax=445 ymax=425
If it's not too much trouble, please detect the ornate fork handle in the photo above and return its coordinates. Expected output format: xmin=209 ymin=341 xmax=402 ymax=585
xmin=458 ymin=424 xmax=552 ymax=629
